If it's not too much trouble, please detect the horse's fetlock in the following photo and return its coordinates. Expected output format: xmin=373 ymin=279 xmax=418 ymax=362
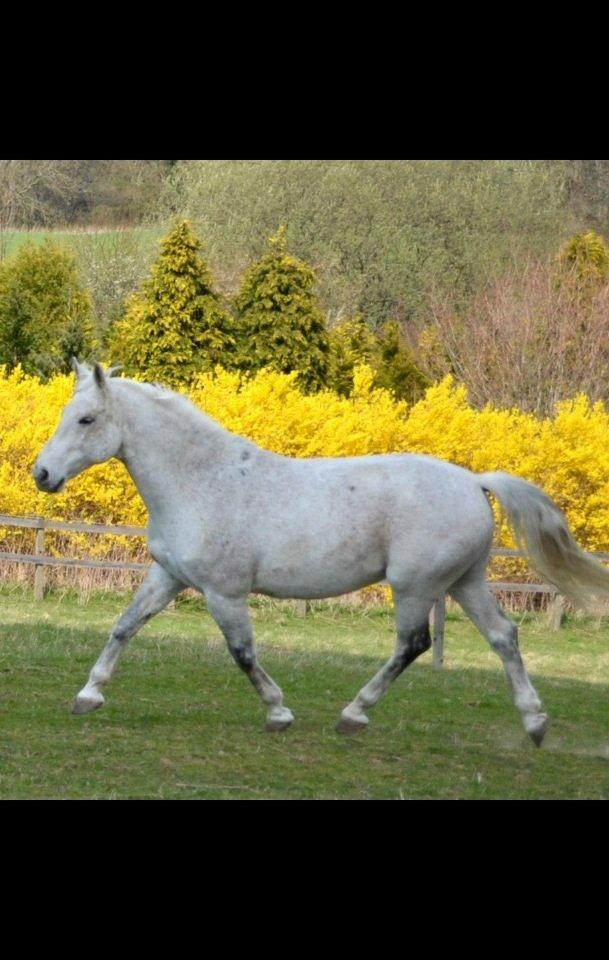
xmin=90 ymin=668 xmax=109 ymax=685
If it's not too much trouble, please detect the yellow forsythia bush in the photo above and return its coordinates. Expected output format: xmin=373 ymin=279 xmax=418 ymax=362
xmin=2 ymin=365 xmax=609 ymax=561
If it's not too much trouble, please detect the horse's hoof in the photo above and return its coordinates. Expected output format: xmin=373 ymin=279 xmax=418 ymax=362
xmin=265 ymin=708 xmax=294 ymax=732
xmin=71 ymin=696 xmax=104 ymax=716
xmin=524 ymin=712 xmax=549 ymax=747
xmin=336 ymin=710 xmax=370 ymax=735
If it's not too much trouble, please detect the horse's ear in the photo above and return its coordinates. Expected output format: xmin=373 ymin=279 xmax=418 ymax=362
xmin=107 ymin=365 xmax=123 ymax=378
xmin=71 ymin=357 xmax=88 ymax=380
xmin=93 ymin=362 xmax=107 ymax=391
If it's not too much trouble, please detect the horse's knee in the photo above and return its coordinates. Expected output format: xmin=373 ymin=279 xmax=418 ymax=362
xmin=488 ymin=619 xmax=518 ymax=659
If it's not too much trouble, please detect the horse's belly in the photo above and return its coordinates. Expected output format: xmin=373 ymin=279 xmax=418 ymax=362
xmin=255 ymin=567 xmax=387 ymax=600
xmin=252 ymin=535 xmax=386 ymax=599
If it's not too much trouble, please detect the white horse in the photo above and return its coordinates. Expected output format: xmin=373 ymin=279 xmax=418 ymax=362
xmin=33 ymin=362 xmax=609 ymax=744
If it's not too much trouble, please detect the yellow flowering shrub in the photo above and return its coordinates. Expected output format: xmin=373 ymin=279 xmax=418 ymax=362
xmin=2 ymin=365 xmax=609 ymax=575
xmin=189 ymin=366 xmax=411 ymax=458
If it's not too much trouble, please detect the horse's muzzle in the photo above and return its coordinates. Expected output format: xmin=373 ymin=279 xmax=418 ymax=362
xmin=33 ymin=465 xmax=65 ymax=493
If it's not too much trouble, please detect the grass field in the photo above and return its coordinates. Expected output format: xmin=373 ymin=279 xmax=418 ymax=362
xmin=0 ymin=227 xmax=158 ymax=260
xmin=1 ymin=587 xmax=609 ymax=800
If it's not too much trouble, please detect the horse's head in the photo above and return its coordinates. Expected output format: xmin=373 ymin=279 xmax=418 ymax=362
xmin=33 ymin=360 xmax=123 ymax=494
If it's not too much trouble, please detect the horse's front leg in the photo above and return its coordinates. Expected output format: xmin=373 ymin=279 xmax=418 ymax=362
xmin=71 ymin=562 xmax=184 ymax=715
xmin=204 ymin=588 xmax=294 ymax=731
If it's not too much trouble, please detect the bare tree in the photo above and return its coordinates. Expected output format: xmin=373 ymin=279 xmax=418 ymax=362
xmin=0 ymin=160 xmax=74 ymax=256
xmin=424 ymin=260 xmax=609 ymax=414
xmin=0 ymin=160 xmax=169 ymax=247
xmin=0 ymin=160 xmax=73 ymax=225
xmin=567 ymin=160 xmax=609 ymax=233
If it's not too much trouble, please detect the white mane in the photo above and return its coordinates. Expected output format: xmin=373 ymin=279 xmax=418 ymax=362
xmin=112 ymin=377 xmax=233 ymax=439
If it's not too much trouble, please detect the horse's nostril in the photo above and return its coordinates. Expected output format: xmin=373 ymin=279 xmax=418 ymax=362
xmin=38 ymin=468 xmax=49 ymax=482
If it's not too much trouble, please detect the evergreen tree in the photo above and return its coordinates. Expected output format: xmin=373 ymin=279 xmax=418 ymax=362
xmin=559 ymin=231 xmax=609 ymax=285
xmin=108 ymin=220 xmax=235 ymax=387
xmin=327 ymin=316 xmax=379 ymax=396
xmin=374 ymin=322 xmax=429 ymax=401
xmin=327 ymin=316 xmax=429 ymax=401
xmin=0 ymin=240 xmax=93 ymax=378
xmin=233 ymin=227 xmax=330 ymax=391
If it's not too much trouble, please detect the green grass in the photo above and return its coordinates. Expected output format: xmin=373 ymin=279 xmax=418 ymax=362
xmin=0 ymin=227 xmax=159 ymax=259
xmin=1 ymin=587 xmax=609 ymax=800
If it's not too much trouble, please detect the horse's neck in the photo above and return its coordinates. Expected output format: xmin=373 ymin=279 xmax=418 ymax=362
xmin=115 ymin=382 xmax=235 ymax=517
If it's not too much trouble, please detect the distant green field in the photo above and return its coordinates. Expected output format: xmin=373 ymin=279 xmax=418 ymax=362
xmin=1 ymin=588 xmax=608 ymax=800
xmin=0 ymin=227 xmax=160 ymax=259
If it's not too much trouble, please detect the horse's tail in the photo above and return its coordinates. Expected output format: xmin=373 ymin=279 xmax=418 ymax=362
xmin=479 ymin=471 xmax=609 ymax=610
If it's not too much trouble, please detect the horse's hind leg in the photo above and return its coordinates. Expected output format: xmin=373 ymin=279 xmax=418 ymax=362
xmin=337 ymin=593 xmax=434 ymax=734
xmin=449 ymin=568 xmax=548 ymax=746
xmin=71 ymin=563 xmax=183 ymax=716
xmin=204 ymin=589 xmax=294 ymax=732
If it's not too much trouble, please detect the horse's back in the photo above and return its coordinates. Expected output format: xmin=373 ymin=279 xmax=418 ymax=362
xmin=248 ymin=452 xmax=494 ymax=599
xmin=277 ymin=452 xmax=489 ymax=526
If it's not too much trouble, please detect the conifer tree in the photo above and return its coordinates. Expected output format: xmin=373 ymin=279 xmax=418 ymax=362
xmin=327 ymin=316 xmax=379 ymax=396
xmin=328 ymin=316 xmax=429 ymax=401
xmin=109 ymin=220 xmax=235 ymax=387
xmin=233 ymin=227 xmax=330 ymax=391
xmin=374 ymin=321 xmax=429 ymax=401
xmin=0 ymin=240 xmax=93 ymax=378
xmin=559 ymin=231 xmax=609 ymax=285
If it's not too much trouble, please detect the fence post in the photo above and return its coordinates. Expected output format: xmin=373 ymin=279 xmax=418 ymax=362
xmin=33 ymin=518 xmax=46 ymax=601
xmin=548 ymin=594 xmax=565 ymax=631
xmin=432 ymin=596 xmax=446 ymax=668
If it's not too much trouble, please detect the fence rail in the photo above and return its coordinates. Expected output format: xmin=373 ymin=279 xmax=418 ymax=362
xmin=2 ymin=514 xmax=608 ymax=661
xmin=0 ymin=514 xmax=146 ymax=536
xmin=0 ymin=513 xmax=147 ymax=600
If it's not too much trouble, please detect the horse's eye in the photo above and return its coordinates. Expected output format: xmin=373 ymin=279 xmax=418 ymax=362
xmin=79 ymin=417 xmax=95 ymax=425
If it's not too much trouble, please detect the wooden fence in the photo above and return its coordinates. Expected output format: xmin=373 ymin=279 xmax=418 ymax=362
xmin=0 ymin=513 xmax=147 ymax=600
xmin=2 ymin=513 xmax=608 ymax=667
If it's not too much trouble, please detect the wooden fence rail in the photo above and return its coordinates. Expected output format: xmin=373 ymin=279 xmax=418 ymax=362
xmin=2 ymin=514 xmax=609 ymax=663
xmin=0 ymin=514 xmax=147 ymax=601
